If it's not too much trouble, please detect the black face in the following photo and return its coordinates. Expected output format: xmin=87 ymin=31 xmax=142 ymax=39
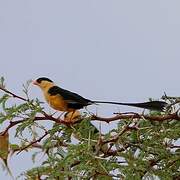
xmin=36 ymin=77 xmax=53 ymax=83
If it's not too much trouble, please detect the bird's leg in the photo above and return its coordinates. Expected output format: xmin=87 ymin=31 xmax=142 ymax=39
xmin=70 ymin=110 xmax=75 ymax=122
xmin=64 ymin=110 xmax=81 ymax=122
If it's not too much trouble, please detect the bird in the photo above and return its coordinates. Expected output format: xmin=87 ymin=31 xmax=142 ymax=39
xmin=33 ymin=77 xmax=168 ymax=113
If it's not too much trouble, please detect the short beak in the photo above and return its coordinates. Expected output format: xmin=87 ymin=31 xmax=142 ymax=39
xmin=32 ymin=80 xmax=38 ymax=85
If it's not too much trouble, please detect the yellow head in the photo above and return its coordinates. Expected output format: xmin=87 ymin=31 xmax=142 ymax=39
xmin=33 ymin=77 xmax=55 ymax=91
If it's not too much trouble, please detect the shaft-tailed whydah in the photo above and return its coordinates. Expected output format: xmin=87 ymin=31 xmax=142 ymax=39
xmin=33 ymin=77 xmax=167 ymax=112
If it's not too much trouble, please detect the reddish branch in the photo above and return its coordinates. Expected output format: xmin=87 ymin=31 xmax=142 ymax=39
xmin=11 ymin=141 xmax=68 ymax=155
xmin=0 ymin=85 xmax=179 ymax=132
xmin=1 ymin=114 xmax=73 ymax=136
xmin=92 ymin=112 xmax=180 ymax=123
xmin=17 ymin=131 xmax=49 ymax=154
xmin=0 ymin=85 xmax=180 ymax=155
xmin=0 ymin=87 xmax=28 ymax=102
xmin=2 ymin=111 xmax=179 ymax=137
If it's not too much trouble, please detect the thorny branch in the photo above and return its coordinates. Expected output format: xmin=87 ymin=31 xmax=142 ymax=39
xmin=17 ymin=131 xmax=49 ymax=154
xmin=92 ymin=112 xmax=180 ymax=123
xmin=0 ymin=86 xmax=180 ymax=155
xmin=0 ymin=84 xmax=179 ymax=180
xmin=1 ymin=111 xmax=179 ymax=137
xmin=0 ymin=86 xmax=28 ymax=102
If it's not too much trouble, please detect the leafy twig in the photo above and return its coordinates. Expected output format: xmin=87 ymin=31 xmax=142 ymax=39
xmin=0 ymin=87 xmax=28 ymax=102
xmin=17 ymin=131 xmax=49 ymax=154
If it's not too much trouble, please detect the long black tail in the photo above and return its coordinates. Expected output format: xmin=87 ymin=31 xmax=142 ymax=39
xmin=92 ymin=100 xmax=167 ymax=111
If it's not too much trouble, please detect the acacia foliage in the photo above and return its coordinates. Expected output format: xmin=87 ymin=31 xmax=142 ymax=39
xmin=0 ymin=78 xmax=179 ymax=180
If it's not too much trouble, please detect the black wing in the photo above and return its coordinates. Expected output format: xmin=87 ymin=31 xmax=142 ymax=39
xmin=48 ymin=86 xmax=93 ymax=109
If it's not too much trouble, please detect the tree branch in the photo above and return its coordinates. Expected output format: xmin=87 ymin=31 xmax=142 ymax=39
xmin=92 ymin=112 xmax=180 ymax=123
xmin=0 ymin=87 xmax=28 ymax=102
xmin=1 ymin=113 xmax=75 ymax=135
xmin=17 ymin=131 xmax=49 ymax=154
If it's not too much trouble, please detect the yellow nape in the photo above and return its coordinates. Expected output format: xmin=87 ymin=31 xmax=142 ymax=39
xmin=36 ymin=80 xmax=54 ymax=91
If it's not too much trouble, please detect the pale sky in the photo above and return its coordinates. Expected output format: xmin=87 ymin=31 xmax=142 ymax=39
xmin=0 ymin=1 xmax=180 ymax=179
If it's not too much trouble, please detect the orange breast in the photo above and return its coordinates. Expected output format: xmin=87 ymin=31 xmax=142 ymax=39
xmin=43 ymin=89 xmax=77 ymax=112
xmin=44 ymin=93 xmax=68 ymax=111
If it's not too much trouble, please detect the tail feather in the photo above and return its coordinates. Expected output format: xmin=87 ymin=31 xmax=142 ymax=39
xmin=93 ymin=100 xmax=167 ymax=111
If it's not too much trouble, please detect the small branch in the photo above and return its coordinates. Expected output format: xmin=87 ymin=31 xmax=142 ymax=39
xmin=0 ymin=87 xmax=28 ymax=102
xmin=12 ymin=141 xmax=68 ymax=154
xmin=103 ymin=144 xmax=130 ymax=157
xmin=1 ymin=114 xmax=75 ymax=135
xmin=1 ymin=120 xmax=24 ymax=135
xmin=1 ymin=111 xmax=179 ymax=136
xmin=70 ymin=160 xmax=81 ymax=168
xmin=92 ymin=112 xmax=180 ymax=123
xmin=102 ymin=125 xmax=129 ymax=145
xmin=17 ymin=131 xmax=49 ymax=154
xmin=169 ymin=145 xmax=180 ymax=149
